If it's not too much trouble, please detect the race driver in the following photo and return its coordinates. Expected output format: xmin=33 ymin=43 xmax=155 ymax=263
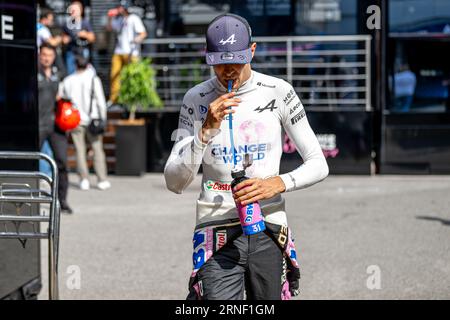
xmin=164 ymin=13 xmax=329 ymax=300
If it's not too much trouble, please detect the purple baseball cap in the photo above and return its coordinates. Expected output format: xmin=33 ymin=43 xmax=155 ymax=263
xmin=205 ymin=14 xmax=253 ymax=66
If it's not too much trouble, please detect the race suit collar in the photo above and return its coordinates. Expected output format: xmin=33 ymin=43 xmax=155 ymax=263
xmin=213 ymin=70 xmax=256 ymax=95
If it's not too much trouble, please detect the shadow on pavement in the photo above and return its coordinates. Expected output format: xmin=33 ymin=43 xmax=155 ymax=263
xmin=416 ymin=216 xmax=450 ymax=226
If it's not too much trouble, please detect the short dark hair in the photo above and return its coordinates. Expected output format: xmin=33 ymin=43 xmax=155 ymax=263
xmin=119 ymin=0 xmax=132 ymax=10
xmin=75 ymin=55 xmax=89 ymax=70
xmin=39 ymin=7 xmax=53 ymax=21
xmin=39 ymin=42 xmax=56 ymax=54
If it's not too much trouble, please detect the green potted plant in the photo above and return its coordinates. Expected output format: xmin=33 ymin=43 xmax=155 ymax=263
xmin=115 ymin=58 xmax=163 ymax=175
xmin=118 ymin=58 xmax=163 ymax=121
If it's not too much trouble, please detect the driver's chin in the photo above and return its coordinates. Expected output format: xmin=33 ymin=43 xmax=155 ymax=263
xmin=232 ymin=79 xmax=240 ymax=89
xmin=221 ymin=78 xmax=239 ymax=90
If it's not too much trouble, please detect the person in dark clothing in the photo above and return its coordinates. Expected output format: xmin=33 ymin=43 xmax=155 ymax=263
xmin=38 ymin=43 xmax=73 ymax=214
xmin=62 ymin=1 xmax=95 ymax=74
xmin=38 ymin=7 xmax=67 ymax=78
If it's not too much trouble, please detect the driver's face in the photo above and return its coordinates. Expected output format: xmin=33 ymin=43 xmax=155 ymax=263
xmin=212 ymin=42 xmax=256 ymax=90
xmin=213 ymin=63 xmax=247 ymax=89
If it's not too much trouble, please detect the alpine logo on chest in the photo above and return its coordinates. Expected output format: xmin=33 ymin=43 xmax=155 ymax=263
xmin=254 ymin=99 xmax=277 ymax=113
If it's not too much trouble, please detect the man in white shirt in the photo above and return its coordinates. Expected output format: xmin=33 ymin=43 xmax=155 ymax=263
xmin=59 ymin=56 xmax=111 ymax=191
xmin=106 ymin=0 xmax=147 ymax=104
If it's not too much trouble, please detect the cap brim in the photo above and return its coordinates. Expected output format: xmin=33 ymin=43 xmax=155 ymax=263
xmin=205 ymin=47 xmax=252 ymax=65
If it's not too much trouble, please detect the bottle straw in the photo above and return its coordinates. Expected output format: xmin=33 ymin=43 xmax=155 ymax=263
xmin=227 ymin=80 xmax=237 ymax=168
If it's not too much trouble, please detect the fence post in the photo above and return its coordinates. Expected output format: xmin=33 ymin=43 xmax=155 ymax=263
xmin=365 ymin=37 xmax=372 ymax=111
xmin=287 ymin=38 xmax=293 ymax=84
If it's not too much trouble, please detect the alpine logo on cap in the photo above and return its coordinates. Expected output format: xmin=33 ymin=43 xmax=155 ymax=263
xmin=219 ymin=34 xmax=236 ymax=45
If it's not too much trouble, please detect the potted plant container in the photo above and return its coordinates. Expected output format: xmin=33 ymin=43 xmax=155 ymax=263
xmin=116 ymin=58 xmax=163 ymax=175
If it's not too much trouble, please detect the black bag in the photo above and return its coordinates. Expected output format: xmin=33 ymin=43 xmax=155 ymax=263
xmin=87 ymin=76 xmax=106 ymax=135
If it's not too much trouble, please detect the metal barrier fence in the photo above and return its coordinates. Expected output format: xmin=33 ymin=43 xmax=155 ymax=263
xmin=142 ymin=35 xmax=372 ymax=111
xmin=0 ymin=152 xmax=61 ymax=300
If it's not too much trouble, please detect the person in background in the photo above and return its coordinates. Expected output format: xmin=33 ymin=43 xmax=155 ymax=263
xmin=37 ymin=7 xmax=65 ymax=177
xmin=106 ymin=0 xmax=147 ymax=105
xmin=37 ymin=7 xmax=62 ymax=48
xmin=62 ymin=1 xmax=95 ymax=74
xmin=59 ymin=56 xmax=111 ymax=191
xmin=442 ymin=74 xmax=450 ymax=113
xmin=37 ymin=7 xmax=67 ymax=77
xmin=393 ymin=63 xmax=416 ymax=113
xmin=38 ymin=43 xmax=73 ymax=213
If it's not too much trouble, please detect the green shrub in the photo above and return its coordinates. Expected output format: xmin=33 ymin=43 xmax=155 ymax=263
xmin=118 ymin=58 xmax=163 ymax=120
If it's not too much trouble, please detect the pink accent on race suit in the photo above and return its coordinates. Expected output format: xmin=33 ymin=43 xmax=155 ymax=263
xmin=322 ymin=148 xmax=339 ymax=158
xmin=191 ymin=228 xmax=215 ymax=276
xmin=207 ymin=229 xmax=214 ymax=258
xmin=281 ymin=280 xmax=291 ymax=300
xmin=239 ymin=120 xmax=267 ymax=143
xmin=193 ymin=282 xmax=201 ymax=299
xmin=190 ymin=224 xmax=300 ymax=300
xmin=283 ymin=134 xmax=296 ymax=154
xmin=286 ymin=228 xmax=299 ymax=268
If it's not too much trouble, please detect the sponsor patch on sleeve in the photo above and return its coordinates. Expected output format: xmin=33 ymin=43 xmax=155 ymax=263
xmin=290 ymin=109 xmax=306 ymax=125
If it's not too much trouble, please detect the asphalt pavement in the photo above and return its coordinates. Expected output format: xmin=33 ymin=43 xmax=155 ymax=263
xmin=39 ymin=173 xmax=450 ymax=299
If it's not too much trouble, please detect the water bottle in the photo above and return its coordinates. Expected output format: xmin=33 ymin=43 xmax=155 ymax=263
xmin=231 ymin=168 xmax=266 ymax=235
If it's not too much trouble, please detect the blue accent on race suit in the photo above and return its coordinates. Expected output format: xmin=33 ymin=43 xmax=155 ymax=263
xmin=242 ymin=220 xmax=266 ymax=235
